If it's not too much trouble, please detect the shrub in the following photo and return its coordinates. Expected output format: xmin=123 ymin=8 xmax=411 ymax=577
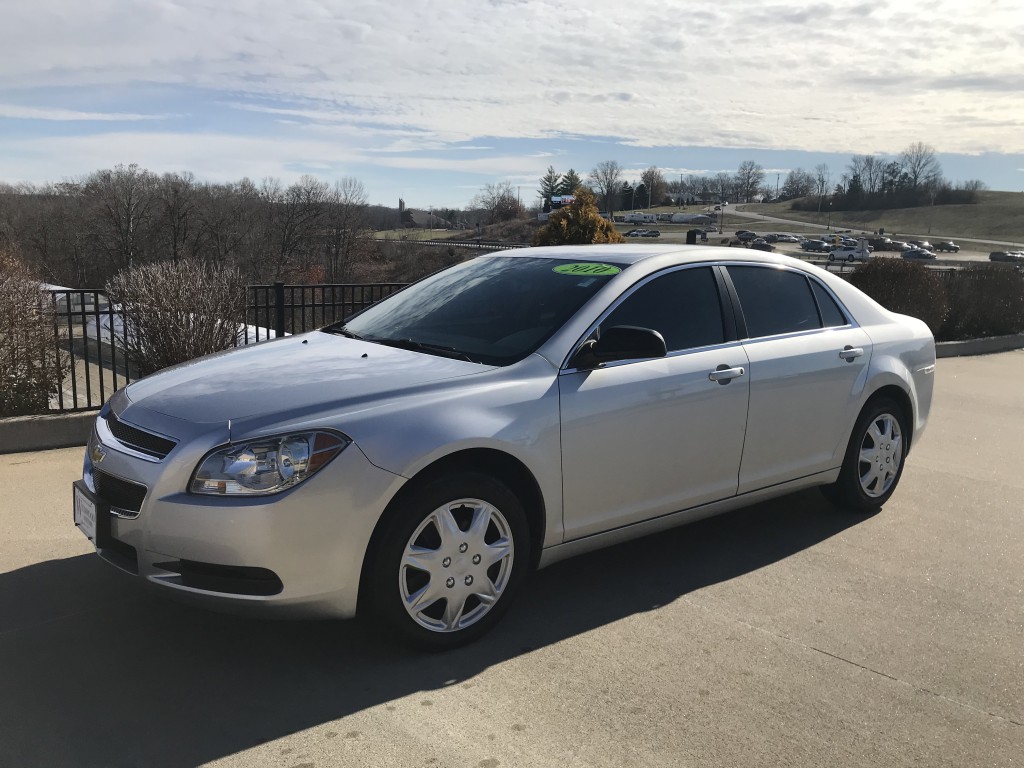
xmin=847 ymin=258 xmax=948 ymax=335
xmin=939 ymin=265 xmax=1024 ymax=341
xmin=106 ymin=260 xmax=247 ymax=376
xmin=0 ymin=248 xmax=67 ymax=416
xmin=533 ymin=187 xmax=625 ymax=246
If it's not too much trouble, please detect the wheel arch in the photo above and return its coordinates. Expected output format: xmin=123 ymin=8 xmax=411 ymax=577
xmin=356 ymin=447 xmax=547 ymax=615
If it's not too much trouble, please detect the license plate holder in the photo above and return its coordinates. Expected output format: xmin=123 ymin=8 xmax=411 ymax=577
xmin=73 ymin=482 xmax=98 ymax=543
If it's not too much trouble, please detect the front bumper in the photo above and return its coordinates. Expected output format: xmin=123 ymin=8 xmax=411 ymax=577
xmin=77 ymin=406 xmax=405 ymax=619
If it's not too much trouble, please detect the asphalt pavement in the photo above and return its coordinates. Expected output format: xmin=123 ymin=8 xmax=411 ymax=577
xmin=1 ymin=351 xmax=1022 ymax=767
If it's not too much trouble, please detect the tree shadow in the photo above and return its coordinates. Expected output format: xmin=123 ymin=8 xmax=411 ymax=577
xmin=0 ymin=490 xmax=866 ymax=767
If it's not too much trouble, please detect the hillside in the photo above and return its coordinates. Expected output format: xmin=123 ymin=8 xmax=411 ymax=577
xmin=740 ymin=191 xmax=1024 ymax=242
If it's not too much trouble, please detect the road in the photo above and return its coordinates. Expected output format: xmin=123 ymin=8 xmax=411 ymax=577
xmin=2 ymin=351 xmax=1023 ymax=767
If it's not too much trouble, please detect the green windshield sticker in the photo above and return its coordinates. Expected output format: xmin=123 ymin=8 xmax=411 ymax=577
xmin=553 ymin=263 xmax=621 ymax=276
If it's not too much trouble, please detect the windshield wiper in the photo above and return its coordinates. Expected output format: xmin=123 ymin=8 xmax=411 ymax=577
xmin=368 ymin=337 xmax=477 ymax=363
xmin=322 ymin=325 xmax=363 ymax=339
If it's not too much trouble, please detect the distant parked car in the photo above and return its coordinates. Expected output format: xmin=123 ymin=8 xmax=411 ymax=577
xmin=801 ymin=240 xmax=830 ymax=253
xmin=934 ymin=241 xmax=960 ymax=253
xmin=868 ymin=237 xmax=893 ymax=251
xmin=749 ymin=241 xmax=776 ymax=252
xmin=828 ymin=246 xmax=871 ymax=263
xmin=764 ymin=234 xmax=780 ymax=243
xmin=902 ymin=249 xmax=936 ymax=260
xmin=703 ymin=226 xmax=719 ymax=233
xmin=989 ymin=250 xmax=1024 ymax=262
xmin=641 ymin=229 xmax=661 ymax=238
xmin=909 ymin=240 xmax=933 ymax=251
xmin=775 ymin=234 xmax=800 ymax=243
xmin=889 ymin=240 xmax=911 ymax=251
xmin=625 ymin=229 xmax=646 ymax=238
xmin=736 ymin=231 xmax=758 ymax=242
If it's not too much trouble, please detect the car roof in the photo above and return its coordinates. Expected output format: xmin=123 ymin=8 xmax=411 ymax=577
xmin=482 ymin=244 xmax=809 ymax=269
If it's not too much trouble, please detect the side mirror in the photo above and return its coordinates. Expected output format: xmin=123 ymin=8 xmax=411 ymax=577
xmin=571 ymin=325 xmax=667 ymax=369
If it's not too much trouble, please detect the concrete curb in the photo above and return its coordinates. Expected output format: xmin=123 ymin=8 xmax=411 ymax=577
xmin=2 ymin=334 xmax=1023 ymax=455
xmin=0 ymin=412 xmax=95 ymax=455
xmin=936 ymin=333 xmax=1024 ymax=358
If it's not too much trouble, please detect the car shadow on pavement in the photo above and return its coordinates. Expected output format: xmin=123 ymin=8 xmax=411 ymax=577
xmin=0 ymin=489 xmax=868 ymax=767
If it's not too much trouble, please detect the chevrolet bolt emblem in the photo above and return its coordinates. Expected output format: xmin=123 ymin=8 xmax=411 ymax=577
xmin=91 ymin=444 xmax=106 ymax=464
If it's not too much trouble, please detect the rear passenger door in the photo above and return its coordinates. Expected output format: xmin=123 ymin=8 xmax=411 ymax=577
xmin=724 ymin=265 xmax=872 ymax=493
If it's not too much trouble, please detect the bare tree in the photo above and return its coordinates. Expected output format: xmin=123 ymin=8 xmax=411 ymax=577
xmin=82 ymin=163 xmax=158 ymax=272
xmin=471 ymin=181 xmax=524 ymax=224
xmin=324 ymin=177 xmax=369 ymax=282
xmin=155 ymin=172 xmax=199 ymax=264
xmin=814 ymin=164 xmax=832 ymax=199
xmin=733 ymin=160 xmax=765 ymax=203
xmin=589 ymin=160 xmax=624 ymax=216
xmin=712 ymin=172 xmax=734 ymax=203
xmin=781 ymin=169 xmax=815 ymax=199
xmin=900 ymin=142 xmax=943 ymax=191
xmin=639 ymin=166 xmax=668 ymax=208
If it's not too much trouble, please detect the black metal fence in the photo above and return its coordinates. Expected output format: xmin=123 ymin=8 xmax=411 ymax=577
xmin=41 ymin=282 xmax=406 ymax=413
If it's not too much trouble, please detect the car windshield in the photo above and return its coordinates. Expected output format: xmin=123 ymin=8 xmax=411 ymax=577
xmin=325 ymin=255 xmax=623 ymax=366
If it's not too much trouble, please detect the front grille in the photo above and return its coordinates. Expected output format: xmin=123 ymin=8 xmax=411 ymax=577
xmin=104 ymin=411 xmax=177 ymax=459
xmin=94 ymin=469 xmax=148 ymax=515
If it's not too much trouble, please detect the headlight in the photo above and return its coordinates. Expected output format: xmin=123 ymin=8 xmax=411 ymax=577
xmin=190 ymin=431 xmax=349 ymax=496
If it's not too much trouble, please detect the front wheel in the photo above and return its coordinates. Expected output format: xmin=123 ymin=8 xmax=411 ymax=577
xmin=368 ymin=472 xmax=530 ymax=649
xmin=822 ymin=397 xmax=908 ymax=513
xmin=828 ymin=253 xmax=835 ymax=262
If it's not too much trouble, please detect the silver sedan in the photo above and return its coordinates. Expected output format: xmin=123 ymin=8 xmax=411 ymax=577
xmin=73 ymin=246 xmax=935 ymax=648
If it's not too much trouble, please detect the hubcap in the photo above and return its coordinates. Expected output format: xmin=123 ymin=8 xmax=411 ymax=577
xmin=857 ymin=413 xmax=903 ymax=498
xmin=399 ymin=498 xmax=514 ymax=633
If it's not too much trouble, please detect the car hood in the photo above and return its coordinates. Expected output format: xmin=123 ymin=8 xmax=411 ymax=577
xmin=124 ymin=331 xmax=493 ymax=424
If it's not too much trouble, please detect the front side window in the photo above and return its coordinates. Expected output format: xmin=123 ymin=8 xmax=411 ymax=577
xmin=727 ymin=266 xmax=821 ymax=338
xmin=601 ymin=267 xmax=725 ymax=352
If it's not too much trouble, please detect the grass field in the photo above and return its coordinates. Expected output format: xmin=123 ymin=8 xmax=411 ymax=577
xmin=739 ymin=191 xmax=1024 ymax=243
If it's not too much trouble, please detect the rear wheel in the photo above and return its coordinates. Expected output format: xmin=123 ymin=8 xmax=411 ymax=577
xmin=368 ymin=472 xmax=530 ymax=649
xmin=822 ymin=397 xmax=908 ymax=513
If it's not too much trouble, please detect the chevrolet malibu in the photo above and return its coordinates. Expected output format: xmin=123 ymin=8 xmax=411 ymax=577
xmin=73 ymin=246 xmax=935 ymax=648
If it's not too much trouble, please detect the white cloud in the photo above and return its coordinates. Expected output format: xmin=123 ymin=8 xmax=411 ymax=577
xmin=1 ymin=0 xmax=1023 ymax=205
xmin=0 ymin=104 xmax=172 ymax=121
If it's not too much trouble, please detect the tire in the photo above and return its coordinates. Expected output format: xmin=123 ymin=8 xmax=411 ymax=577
xmin=368 ymin=472 xmax=530 ymax=649
xmin=847 ymin=254 xmax=855 ymax=263
xmin=828 ymin=253 xmax=835 ymax=262
xmin=822 ymin=397 xmax=908 ymax=513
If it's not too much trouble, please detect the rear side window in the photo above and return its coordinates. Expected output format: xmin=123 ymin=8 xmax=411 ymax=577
xmin=810 ymin=280 xmax=848 ymax=327
xmin=602 ymin=267 xmax=725 ymax=352
xmin=727 ymin=266 xmax=821 ymax=338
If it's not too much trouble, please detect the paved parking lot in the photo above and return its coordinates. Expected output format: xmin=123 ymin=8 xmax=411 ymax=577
xmin=1 ymin=352 xmax=1022 ymax=767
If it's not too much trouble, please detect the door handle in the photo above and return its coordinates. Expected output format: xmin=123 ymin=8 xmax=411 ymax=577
xmin=839 ymin=346 xmax=864 ymax=362
xmin=709 ymin=365 xmax=745 ymax=384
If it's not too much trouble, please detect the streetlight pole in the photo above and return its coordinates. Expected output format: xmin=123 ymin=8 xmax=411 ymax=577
xmin=826 ymin=200 xmax=832 ymax=231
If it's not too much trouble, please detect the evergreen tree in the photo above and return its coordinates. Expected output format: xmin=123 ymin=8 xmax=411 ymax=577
xmin=559 ymin=169 xmax=582 ymax=196
xmin=538 ymin=166 xmax=562 ymax=206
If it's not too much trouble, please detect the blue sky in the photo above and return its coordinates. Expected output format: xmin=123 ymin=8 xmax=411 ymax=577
xmin=2 ymin=0 xmax=1022 ymax=209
